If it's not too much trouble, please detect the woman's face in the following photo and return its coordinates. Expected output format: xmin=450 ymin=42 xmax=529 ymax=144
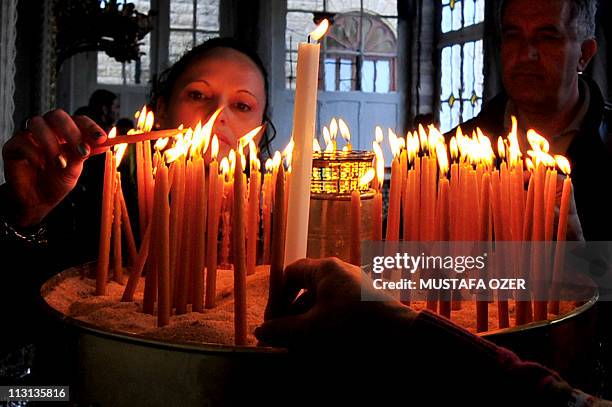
xmin=159 ymin=47 xmax=266 ymax=158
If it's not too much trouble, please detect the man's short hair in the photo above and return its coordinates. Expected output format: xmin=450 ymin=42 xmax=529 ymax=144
xmin=499 ymin=0 xmax=598 ymax=42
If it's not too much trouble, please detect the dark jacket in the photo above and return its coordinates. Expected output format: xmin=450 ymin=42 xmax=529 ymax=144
xmin=450 ymin=76 xmax=612 ymax=241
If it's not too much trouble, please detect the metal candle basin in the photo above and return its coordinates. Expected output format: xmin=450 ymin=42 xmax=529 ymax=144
xmin=38 ymin=264 xmax=600 ymax=405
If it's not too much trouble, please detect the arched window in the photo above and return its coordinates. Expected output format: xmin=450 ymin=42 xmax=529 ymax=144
xmin=323 ymin=13 xmax=397 ymax=92
xmin=286 ymin=0 xmax=398 ymax=93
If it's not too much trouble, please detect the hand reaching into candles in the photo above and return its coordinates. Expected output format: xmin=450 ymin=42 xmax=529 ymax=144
xmin=2 ymin=109 xmax=108 ymax=228
xmin=256 ymin=257 xmax=417 ymax=348
xmin=257 ymin=257 xmax=612 ymax=407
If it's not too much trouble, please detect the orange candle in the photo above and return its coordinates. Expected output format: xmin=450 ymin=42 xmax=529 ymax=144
xmin=96 ymin=151 xmax=115 ymax=296
xmin=170 ymin=159 xmax=186 ymax=309
xmin=262 ymin=171 xmax=272 ymax=263
xmin=176 ymin=160 xmax=194 ymax=314
xmin=156 ymin=164 xmax=171 ymax=327
xmin=205 ymin=152 xmax=220 ymax=309
xmin=122 ymin=221 xmax=152 ymax=302
xmin=476 ymin=173 xmax=491 ymax=332
xmin=419 ymin=157 xmax=429 ymax=240
xmin=350 ymin=189 xmax=361 ymax=266
xmin=247 ymin=163 xmax=260 ymax=275
xmin=500 ymin=163 xmax=512 ymax=240
xmin=550 ymin=162 xmax=572 ymax=314
xmin=544 ymin=169 xmax=557 ymax=241
xmin=373 ymin=190 xmax=383 ymax=241
xmin=136 ymin=141 xmax=147 ymax=241
xmin=266 ymin=164 xmax=286 ymax=320
xmin=532 ymin=164 xmax=547 ymax=321
xmin=410 ymin=158 xmax=421 ymax=241
xmin=386 ymin=157 xmax=401 ymax=240
xmin=438 ymin=177 xmax=451 ymax=317
xmin=192 ymin=157 xmax=207 ymax=313
xmin=402 ymin=173 xmax=412 ymax=241
xmin=233 ymin=154 xmax=248 ymax=345
xmin=112 ymin=174 xmax=124 ymax=284
xmin=118 ymin=188 xmax=138 ymax=268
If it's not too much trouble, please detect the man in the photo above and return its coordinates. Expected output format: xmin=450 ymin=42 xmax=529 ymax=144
xmin=455 ymin=0 xmax=611 ymax=241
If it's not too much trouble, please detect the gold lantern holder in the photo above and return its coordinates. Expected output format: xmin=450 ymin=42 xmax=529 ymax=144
xmin=307 ymin=150 xmax=375 ymax=261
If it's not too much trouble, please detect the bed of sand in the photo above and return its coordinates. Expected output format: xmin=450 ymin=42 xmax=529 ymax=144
xmin=43 ymin=264 xmax=578 ymax=347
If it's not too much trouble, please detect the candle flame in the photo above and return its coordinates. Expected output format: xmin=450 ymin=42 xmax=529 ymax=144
xmin=309 ymin=19 xmax=329 ymax=42
xmin=229 ymin=149 xmax=236 ymax=175
xmin=450 ymin=137 xmax=458 ymax=162
xmin=239 ymin=124 xmax=263 ymax=150
xmin=526 ymin=157 xmax=534 ymax=172
xmin=555 ymin=155 xmax=571 ymax=175
xmin=240 ymin=151 xmax=247 ymax=173
xmin=193 ymin=107 xmax=222 ymax=156
xmin=211 ymin=135 xmax=219 ymax=160
xmin=418 ymin=124 xmax=428 ymax=152
xmin=265 ymin=158 xmax=273 ymax=173
xmin=330 ymin=118 xmax=338 ymax=141
xmin=272 ymin=150 xmax=282 ymax=170
xmin=114 ymin=143 xmax=128 ymax=168
xmin=108 ymin=127 xmax=117 ymax=139
xmin=436 ymin=142 xmax=449 ymax=176
xmin=248 ymin=139 xmax=258 ymax=168
xmin=527 ymin=130 xmax=550 ymax=153
xmin=497 ymin=136 xmax=506 ymax=160
xmin=338 ymin=118 xmax=351 ymax=144
xmin=154 ymin=137 xmax=170 ymax=151
xmin=375 ymin=126 xmax=384 ymax=144
xmin=313 ymin=137 xmax=321 ymax=152
xmin=136 ymin=106 xmax=147 ymax=130
xmin=359 ymin=168 xmax=375 ymax=187
xmin=144 ymin=111 xmax=155 ymax=132
xmin=283 ymin=137 xmax=294 ymax=167
xmin=220 ymin=157 xmax=230 ymax=180
xmin=388 ymin=128 xmax=399 ymax=158
xmin=373 ymin=141 xmax=385 ymax=187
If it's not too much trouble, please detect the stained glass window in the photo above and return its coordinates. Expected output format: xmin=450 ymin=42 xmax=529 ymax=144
xmin=438 ymin=0 xmax=485 ymax=133
xmin=286 ymin=0 xmax=398 ymax=93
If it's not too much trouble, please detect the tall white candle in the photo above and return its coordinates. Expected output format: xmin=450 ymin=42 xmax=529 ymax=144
xmin=283 ymin=20 xmax=329 ymax=267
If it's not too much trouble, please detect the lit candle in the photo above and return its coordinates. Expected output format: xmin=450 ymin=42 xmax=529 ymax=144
xmin=233 ymin=152 xmax=248 ymax=345
xmin=550 ymin=156 xmax=572 ymax=314
xmin=284 ymin=20 xmax=329 ymax=267
xmin=112 ymin=174 xmax=123 ymax=284
xmin=247 ymin=144 xmax=260 ymax=276
xmin=476 ymin=173 xmax=491 ymax=332
xmin=96 ymin=150 xmax=115 ymax=296
xmin=205 ymin=136 xmax=221 ymax=309
xmin=262 ymin=160 xmax=273 ymax=263
xmin=192 ymin=157 xmax=207 ymax=313
xmin=386 ymin=155 xmax=401 ymax=241
xmin=266 ymin=164 xmax=286 ymax=320
xmin=169 ymin=159 xmax=185 ymax=308
xmin=156 ymin=163 xmax=170 ymax=327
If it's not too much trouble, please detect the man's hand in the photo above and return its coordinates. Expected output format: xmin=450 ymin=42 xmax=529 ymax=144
xmin=255 ymin=257 xmax=416 ymax=349
xmin=2 ymin=109 xmax=108 ymax=228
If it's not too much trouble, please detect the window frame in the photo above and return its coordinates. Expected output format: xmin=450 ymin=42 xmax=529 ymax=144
xmin=434 ymin=0 xmax=485 ymax=132
xmin=285 ymin=1 xmax=399 ymax=93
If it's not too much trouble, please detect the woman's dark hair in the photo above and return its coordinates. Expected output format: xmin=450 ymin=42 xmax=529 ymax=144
xmin=151 ymin=37 xmax=276 ymax=158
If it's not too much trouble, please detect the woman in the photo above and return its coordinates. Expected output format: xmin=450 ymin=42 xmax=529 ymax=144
xmin=0 ymin=38 xmax=275 ymax=382
xmin=1 ymin=37 xmax=274 ymax=249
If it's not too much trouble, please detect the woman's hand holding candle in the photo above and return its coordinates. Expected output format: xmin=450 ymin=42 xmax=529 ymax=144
xmin=2 ymin=109 xmax=108 ymax=228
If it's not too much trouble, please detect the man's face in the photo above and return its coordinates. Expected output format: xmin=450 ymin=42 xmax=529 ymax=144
xmin=501 ymin=0 xmax=583 ymax=113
